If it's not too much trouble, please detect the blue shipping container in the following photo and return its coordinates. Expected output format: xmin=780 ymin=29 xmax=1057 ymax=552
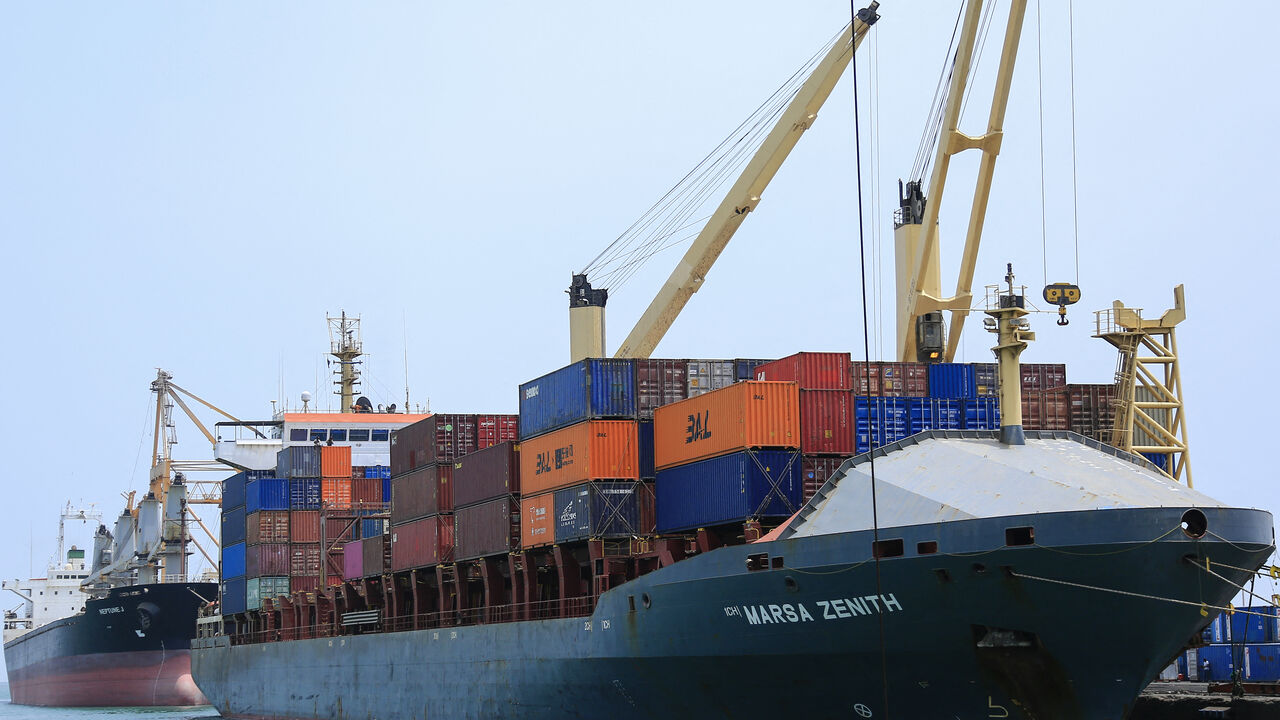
xmin=1197 ymin=645 xmax=1236 ymax=682
xmin=222 ymin=472 xmax=247 ymax=510
xmin=638 ymin=420 xmax=655 ymax=480
xmin=357 ymin=519 xmax=387 ymax=540
xmin=855 ymin=397 xmax=912 ymax=453
xmin=382 ymin=477 xmax=392 ymax=502
xmin=1142 ymin=452 xmax=1168 ymax=471
xmin=1232 ymin=607 xmax=1274 ymax=643
xmin=518 ymin=359 xmax=636 ymax=439
xmin=364 ymin=465 xmax=391 ymax=479
xmin=1176 ymin=652 xmax=1188 ymax=679
xmin=928 ymin=363 xmax=978 ymax=399
xmin=289 ymin=478 xmax=322 ymax=510
xmin=221 ymin=506 xmax=246 ymax=547
xmin=1208 ymin=612 xmax=1229 ymax=644
xmin=277 ymin=445 xmax=322 ymax=479
xmin=246 ymin=469 xmax=276 ymax=481
xmin=554 ymin=481 xmax=649 ymax=543
xmin=963 ymin=398 xmax=1001 ymax=430
xmin=222 ymin=542 xmax=246 ymax=580
xmin=1245 ymin=644 xmax=1280 ymax=682
xmin=221 ymin=577 xmax=247 ymax=616
xmin=656 ymin=450 xmax=802 ymax=533
xmin=908 ymin=398 xmax=964 ymax=434
xmin=734 ymin=359 xmax=772 ymax=381
xmin=246 ymin=478 xmax=290 ymax=513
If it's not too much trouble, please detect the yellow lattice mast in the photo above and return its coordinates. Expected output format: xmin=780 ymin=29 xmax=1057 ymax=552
xmin=1093 ymin=286 xmax=1191 ymax=485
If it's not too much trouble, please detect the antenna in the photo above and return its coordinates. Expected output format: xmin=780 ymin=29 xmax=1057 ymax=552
xmin=403 ymin=311 xmax=410 ymax=413
xmin=327 ymin=312 xmax=364 ymax=413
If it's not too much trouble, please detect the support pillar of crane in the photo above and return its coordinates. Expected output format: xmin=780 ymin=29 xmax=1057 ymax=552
xmin=894 ymin=181 xmax=944 ymax=362
xmin=984 ymin=264 xmax=1033 ymax=446
xmin=569 ymin=274 xmax=607 ymax=363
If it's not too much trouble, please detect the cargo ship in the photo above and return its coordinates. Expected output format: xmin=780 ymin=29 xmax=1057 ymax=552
xmin=191 ymin=5 xmax=1275 ymax=719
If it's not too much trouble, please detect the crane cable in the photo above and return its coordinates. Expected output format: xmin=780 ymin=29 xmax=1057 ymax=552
xmin=1068 ymin=0 xmax=1081 ymax=285
xmin=1036 ymin=0 xmax=1048 ymax=290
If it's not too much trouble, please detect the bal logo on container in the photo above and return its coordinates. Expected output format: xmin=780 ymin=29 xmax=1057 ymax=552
xmin=535 ymin=445 xmax=575 ymax=475
xmin=685 ymin=411 xmax=712 ymax=445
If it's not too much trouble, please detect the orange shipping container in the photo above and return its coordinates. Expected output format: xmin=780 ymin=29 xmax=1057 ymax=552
xmin=321 ymin=445 xmax=352 ymax=479
xmin=520 ymin=492 xmax=556 ymax=549
xmin=321 ymin=478 xmax=352 ymax=506
xmin=653 ymin=380 xmax=799 ymax=470
xmin=518 ymin=420 xmax=638 ymax=496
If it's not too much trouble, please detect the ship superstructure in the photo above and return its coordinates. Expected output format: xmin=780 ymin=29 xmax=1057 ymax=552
xmin=2 ymin=504 xmax=99 ymax=645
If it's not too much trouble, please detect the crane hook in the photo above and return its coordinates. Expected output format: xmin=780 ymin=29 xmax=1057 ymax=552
xmin=1057 ymin=306 xmax=1069 ymax=326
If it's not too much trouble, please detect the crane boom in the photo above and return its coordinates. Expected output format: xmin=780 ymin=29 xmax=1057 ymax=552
xmin=612 ymin=5 xmax=879 ymax=359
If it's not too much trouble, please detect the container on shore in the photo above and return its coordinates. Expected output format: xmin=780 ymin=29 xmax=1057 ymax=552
xmin=246 ymin=543 xmax=291 ymax=577
xmin=289 ymin=479 xmax=322 ymax=510
xmin=927 ymin=363 xmax=978 ymax=399
xmin=320 ymin=445 xmax=352 ymax=479
xmin=289 ymin=544 xmax=321 ymax=578
xmin=246 ymin=478 xmax=290 ymax=513
xmin=391 ymin=463 xmax=453 ymax=524
xmin=390 ymin=515 xmax=454 ymax=571
xmin=245 ymin=576 xmax=290 ymax=611
xmin=798 ymin=389 xmax=853 ymax=455
xmin=519 ymin=359 xmax=637 ymax=439
xmin=277 ymin=446 xmax=322 ymax=479
xmin=654 ymin=381 xmax=799 ymax=470
xmin=520 ymin=493 xmax=556 ymax=549
xmin=221 ymin=542 xmax=246 ymax=579
xmin=686 ymin=359 xmax=735 ymax=397
xmin=635 ymin=359 xmax=688 ymax=419
xmin=221 ymin=506 xmax=247 ymax=547
xmin=452 ymin=441 xmax=520 ymax=509
xmin=223 ymin=472 xmax=247 ymax=510
xmin=518 ymin=419 xmax=638 ymax=495
xmin=851 ymin=362 xmax=928 ymax=397
xmin=554 ymin=481 xmax=654 ymax=543
xmin=752 ymin=352 xmax=851 ymax=390
xmin=221 ymin=577 xmax=247 ymax=616
xmin=801 ymin=455 xmax=847 ymax=502
xmin=245 ymin=511 xmax=289 ymax=545
xmin=391 ymin=414 xmax=481 ymax=475
xmin=655 ymin=450 xmax=801 ymax=533
xmin=454 ymin=497 xmax=521 ymax=561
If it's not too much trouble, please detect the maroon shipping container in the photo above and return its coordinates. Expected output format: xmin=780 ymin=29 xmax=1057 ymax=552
xmin=390 ymin=515 xmax=454 ymax=571
xmin=290 ymin=576 xmax=319 ymax=594
xmin=1022 ymin=389 xmax=1069 ymax=431
xmin=324 ymin=517 xmax=355 ymax=545
xmin=351 ymin=465 xmax=366 ymax=480
xmin=452 ymin=442 xmax=520 ymax=509
xmin=637 ymin=481 xmax=656 ymax=536
xmin=635 ymin=359 xmax=689 ymax=419
xmin=391 ymin=464 xmax=453 ymax=524
xmin=801 ymin=455 xmax=847 ymax=503
xmin=289 ymin=544 xmax=322 ymax=578
xmin=352 ymin=478 xmax=383 ymax=504
xmin=1020 ymin=363 xmax=1067 ymax=393
xmin=851 ymin=362 xmax=929 ymax=396
xmin=390 ymin=414 xmax=479 ymax=475
xmin=362 ymin=535 xmax=390 ymax=578
xmin=454 ymin=497 xmax=521 ymax=561
xmin=290 ymin=510 xmax=321 ymax=543
xmin=1065 ymin=383 xmax=1116 ymax=442
xmin=246 ymin=511 xmax=289 ymax=545
xmin=246 ymin=543 xmax=290 ymax=577
xmin=475 ymin=414 xmax=520 ymax=450
xmin=754 ymin=352 xmax=852 ymax=390
xmin=342 ymin=540 xmax=363 ymax=581
xmin=799 ymin=389 xmax=854 ymax=455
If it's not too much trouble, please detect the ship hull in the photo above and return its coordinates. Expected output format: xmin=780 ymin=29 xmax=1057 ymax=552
xmin=192 ymin=506 xmax=1274 ymax=720
xmin=4 ymin=581 xmax=217 ymax=707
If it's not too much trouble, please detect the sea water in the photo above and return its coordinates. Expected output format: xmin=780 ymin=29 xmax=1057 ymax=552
xmin=0 ymin=685 xmax=217 ymax=720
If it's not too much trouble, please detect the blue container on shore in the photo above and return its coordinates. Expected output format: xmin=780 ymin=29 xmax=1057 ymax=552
xmin=1208 ymin=612 xmax=1229 ymax=643
xmin=221 ymin=577 xmax=247 ymax=616
xmin=655 ymin=450 xmax=801 ymax=533
xmin=221 ymin=542 xmax=246 ymax=580
xmin=289 ymin=478 xmax=322 ymax=510
xmin=519 ymin=359 xmax=637 ymax=439
xmin=221 ymin=506 xmax=246 ymax=547
xmin=277 ymin=445 xmax=322 ymax=479
xmin=1232 ymin=608 xmax=1274 ymax=643
xmin=855 ymin=397 xmax=912 ymax=453
xmin=638 ymin=420 xmax=655 ymax=480
xmin=928 ymin=363 xmax=978 ymax=399
xmin=1245 ymin=644 xmax=1280 ymax=681
xmin=908 ymin=398 xmax=964 ymax=433
xmin=963 ymin=398 xmax=1001 ymax=430
xmin=1197 ymin=645 xmax=1235 ymax=682
xmin=554 ymin=481 xmax=649 ymax=543
xmin=246 ymin=478 xmax=290 ymax=513
xmin=222 ymin=472 xmax=247 ymax=510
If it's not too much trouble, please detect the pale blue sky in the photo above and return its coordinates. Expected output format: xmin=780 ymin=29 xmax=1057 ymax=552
xmin=3 ymin=2 xmax=1278 ymax=674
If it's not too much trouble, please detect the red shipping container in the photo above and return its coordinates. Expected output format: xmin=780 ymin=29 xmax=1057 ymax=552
xmin=1065 ymin=383 xmax=1116 ymax=442
xmin=351 ymin=465 xmax=366 ymax=480
xmin=352 ymin=478 xmax=384 ymax=504
xmin=342 ymin=540 xmax=363 ymax=581
xmin=246 ymin=543 xmax=290 ymax=577
xmin=801 ymin=455 xmax=848 ymax=503
xmin=636 ymin=359 xmax=689 ymax=419
xmin=246 ymin=511 xmax=290 ymax=545
xmin=390 ymin=515 xmax=454 ymax=571
xmin=454 ymin=497 xmax=521 ymax=561
xmin=321 ymin=478 xmax=352 ymax=507
xmin=289 ymin=510 xmax=321 ymax=543
xmin=1020 ymin=363 xmax=1067 ymax=393
xmin=289 ymin=544 xmax=322 ymax=577
xmin=320 ymin=445 xmax=352 ymax=479
xmin=290 ymin=576 xmax=319 ymax=594
xmin=850 ymin=362 xmax=929 ymax=396
xmin=475 ymin=414 xmax=520 ymax=450
xmin=1022 ymin=389 xmax=1069 ymax=431
xmin=520 ymin=492 xmax=556 ymax=549
xmin=799 ymin=390 xmax=854 ymax=455
xmin=452 ymin=441 xmax=520 ymax=509
xmin=390 ymin=414 xmax=479 ymax=475
xmin=391 ymin=464 xmax=453 ymax=525
xmin=753 ymin=352 xmax=852 ymax=390
xmin=325 ymin=517 xmax=355 ymax=544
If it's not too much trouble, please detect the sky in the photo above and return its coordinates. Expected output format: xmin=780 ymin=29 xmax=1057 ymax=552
xmin=2 ymin=1 xmax=1278 ymax=673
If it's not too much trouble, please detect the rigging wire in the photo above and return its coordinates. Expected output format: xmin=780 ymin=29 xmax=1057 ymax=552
xmin=849 ymin=4 xmax=890 ymax=717
xmin=1068 ymin=0 xmax=1081 ymax=285
xmin=1036 ymin=0 xmax=1048 ymax=289
xmin=871 ymin=27 xmax=883 ymax=358
xmin=910 ymin=3 xmax=963 ymax=182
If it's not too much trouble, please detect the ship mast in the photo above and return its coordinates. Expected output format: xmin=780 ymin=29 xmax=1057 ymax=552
xmin=328 ymin=312 xmax=363 ymax=413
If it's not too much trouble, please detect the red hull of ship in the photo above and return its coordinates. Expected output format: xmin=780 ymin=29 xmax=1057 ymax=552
xmin=7 ymin=648 xmax=208 ymax=707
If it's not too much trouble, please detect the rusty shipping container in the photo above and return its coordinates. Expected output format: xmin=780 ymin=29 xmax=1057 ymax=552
xmin=1064 ymin=383 xmax=1117 ymax=442
xmin=653 ymin=381 xmax=799 ymax=470
xmin=289 ymin=510 xmax=321 ymax=543
xmin=753 ymin=352 xmax=852 ymax=390
xmin=475 ymin=414 xmax=520 ymax=450
xmin=324 ymin=517 xmax=355 ymax=545
xmin=390 ymin=515 xmax=454 ymax=571
xmin=850 ymin=361 xmax=929 ymax=397
xmin=320 ymin=445 xmax=352 ymax=479
xmin=246 ymin=511 xmax=290 ymax=546
xmin=518 ymin=419 xmax=638 ymax=496
xmin=1022 ymin=389 xmax=1069 ymax=431
xmin=635 ymin=359 xmax=688 ymax=419
xmin=391 ymin=464 xmax=453 ymax=525
xmin=321 ymin=478 xmax=352 ymax=507
xmin=1021 ymin=363 xmax=1068 ymax=393
xmin=520 ymin=492 xmax=556 ymax=549
xmin=454 ymin=497 xmax=521 ymax=561
xmin=246 ymin=543 xmax=291 ymax=577
xmin=289 ymin=576 xmax=320 ymax=594
xmin=351 ymin=478 xmax=385 ymax=504
xmin=452 ymin=441 xmax=520 ymax=509
xmin=390 ymin=414 xmax=479 ymax=476
xmin=801 ymin=455 xmax=848 ymax=503
xmin=288 ymin=544 xmax=321 ymax=578
xmin=798 ymin=389 xmax=854 ymax=455
xmin=362 ymin=534 xmax=389 ymax=578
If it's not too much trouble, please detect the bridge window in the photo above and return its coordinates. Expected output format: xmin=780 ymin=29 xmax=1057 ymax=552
xmin=329 ymin=429 xmax=348 ymax=442
xmin=309 ymin=429 xmax=328 ymax=442
xmin=290 ymin=429 xmax=307 ymax=441
xmin=371 ymin=429 xmax=389 ymax=442
xmin=349 ymin=429 xmax=370 ymax=442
